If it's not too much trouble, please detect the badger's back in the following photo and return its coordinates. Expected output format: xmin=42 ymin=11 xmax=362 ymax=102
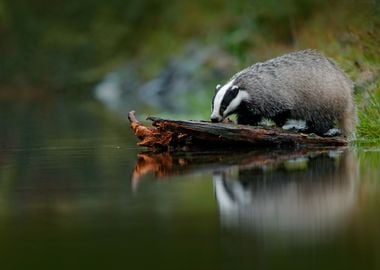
xmin=234 ymin=50 xmax=355 ymax=135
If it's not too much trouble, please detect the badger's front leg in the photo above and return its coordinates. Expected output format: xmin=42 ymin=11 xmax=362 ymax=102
xmin=236 ymin=105 xmax=262 ymax=126
xmin=237 ymin=113 xmax=262 ymax=126
xmin=271 ymin=110 xmax=291 ymax=128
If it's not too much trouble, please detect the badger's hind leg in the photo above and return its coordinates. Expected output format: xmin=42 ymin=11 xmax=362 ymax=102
xmin=306 ymin=119 xmax=335 ymax=136
xmin=323 ymin=128 xmax=342 ymax=137
xmin=338 ymin=101 xmax=356 ymax=138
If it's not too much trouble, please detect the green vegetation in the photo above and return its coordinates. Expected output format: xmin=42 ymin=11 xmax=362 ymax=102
xmin=356 ymin=93 xmax=380 ymax=144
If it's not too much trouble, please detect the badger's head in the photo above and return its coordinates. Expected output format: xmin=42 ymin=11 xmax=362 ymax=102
xmin=210 ymin=79 xmax=249 ymax=122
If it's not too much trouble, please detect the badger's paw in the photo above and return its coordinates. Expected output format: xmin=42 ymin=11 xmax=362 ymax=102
xmin=323 ymin=128 xmax=342 ymax=137
xmin=282 ymin=120 xmax=307 ymax=132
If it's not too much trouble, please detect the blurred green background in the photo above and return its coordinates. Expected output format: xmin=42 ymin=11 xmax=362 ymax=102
xmin=0 ymin=0 xmax=378 ymax=92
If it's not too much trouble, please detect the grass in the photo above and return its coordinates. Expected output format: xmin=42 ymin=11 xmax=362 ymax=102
xmin=356 ymin=93 xmax=380 ymax=142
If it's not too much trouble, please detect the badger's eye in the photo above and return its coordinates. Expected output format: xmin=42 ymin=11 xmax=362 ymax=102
xmin=215 ymin=84 xmax=221 ymax=91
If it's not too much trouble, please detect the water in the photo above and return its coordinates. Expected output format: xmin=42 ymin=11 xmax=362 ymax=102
xmin=1 ymin=98 xmax=380 ymax=270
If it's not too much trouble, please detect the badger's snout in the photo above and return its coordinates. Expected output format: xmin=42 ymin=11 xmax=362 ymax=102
xmin=210 ymin=113 xmax=223 ymax=122
xmin=211 ymin=116 xmax=220 ymax=123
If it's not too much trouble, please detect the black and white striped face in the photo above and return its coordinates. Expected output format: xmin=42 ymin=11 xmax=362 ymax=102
xmin=211 ymin=80 xmax=249 ymax=122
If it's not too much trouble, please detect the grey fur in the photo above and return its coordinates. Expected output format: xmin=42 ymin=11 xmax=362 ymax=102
xmin=212 ymin=50 xmax=356 ymax=137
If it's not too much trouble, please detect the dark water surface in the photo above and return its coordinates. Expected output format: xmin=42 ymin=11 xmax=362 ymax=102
xmin=1 ymin=99 xmax=380 ymax=270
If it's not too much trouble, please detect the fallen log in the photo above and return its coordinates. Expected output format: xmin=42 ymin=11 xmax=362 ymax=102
xmin=128 ymin=111 xmax=347 ymax=150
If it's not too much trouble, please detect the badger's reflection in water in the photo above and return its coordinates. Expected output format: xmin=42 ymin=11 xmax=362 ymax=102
xmin=132 ymin=148 xmax=358 ymax=241
xmin=214 ymin=149 xmax=358 ymax=240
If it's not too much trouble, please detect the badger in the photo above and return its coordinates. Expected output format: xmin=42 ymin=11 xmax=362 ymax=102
xmin=211 ymin=50 xmax=356 ymax=137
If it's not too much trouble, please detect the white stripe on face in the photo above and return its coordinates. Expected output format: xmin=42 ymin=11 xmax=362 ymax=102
xmin=211 ymin=79 xmax=235 ymax=121
xmin=223 ymin=90 xmax=250 ymax=117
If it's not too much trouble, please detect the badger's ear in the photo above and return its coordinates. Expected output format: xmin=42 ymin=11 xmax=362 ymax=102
xmin=215 ymin=84 xmax=221 ymax=92
xmin=231 ymin=85 xmax=240 ymax=95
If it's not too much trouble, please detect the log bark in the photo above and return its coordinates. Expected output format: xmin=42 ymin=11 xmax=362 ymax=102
xmin=128 ymin=111 xmax=347 ymax=150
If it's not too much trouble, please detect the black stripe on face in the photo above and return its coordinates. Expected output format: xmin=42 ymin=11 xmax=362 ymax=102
xmin=211 ymin=94 xmax=216 ymax=111
xmin=219 ymin=87 xmax=239 ymax=116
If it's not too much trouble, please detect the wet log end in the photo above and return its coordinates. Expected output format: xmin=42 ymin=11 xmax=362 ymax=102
xmin=128 ymin=111 xmax=173 ymax=147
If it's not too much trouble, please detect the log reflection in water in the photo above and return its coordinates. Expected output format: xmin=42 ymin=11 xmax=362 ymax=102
xmin=131 ymin=147 xmax=351 ymax=188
